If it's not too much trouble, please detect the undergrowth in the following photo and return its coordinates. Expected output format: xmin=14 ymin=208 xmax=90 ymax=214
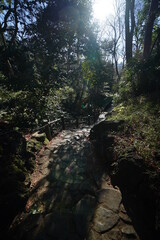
xmin=108 ymin=96 xmax=160 ymax=173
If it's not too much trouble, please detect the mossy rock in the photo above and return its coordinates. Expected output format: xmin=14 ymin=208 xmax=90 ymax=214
xmin=90 ymin=120 xmax=124 ymax=140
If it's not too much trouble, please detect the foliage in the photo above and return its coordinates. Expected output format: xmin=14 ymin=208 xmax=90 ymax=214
xmin=0 ymin=86 xmax=47 ymax=128
xmin=46 ymin=86 xmax=75 ymax=118
xmin=109 ymin=97 xmax=160 ymax=166
xmin=114 ymin=50 xmax=160 ymax=102
xmin=0 ymin=0 xmax=114 ymax=128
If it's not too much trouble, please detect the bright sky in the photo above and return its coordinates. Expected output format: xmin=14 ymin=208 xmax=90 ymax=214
xmin=93 ymin=0 xmax=114 ymax=22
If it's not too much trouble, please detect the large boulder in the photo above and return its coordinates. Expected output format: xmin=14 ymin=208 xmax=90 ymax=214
xmin=90 ymin=120 xmax=124 ymax=141
xmin=97 ymin=187 xmax=122 ymax=212
xmin=89 ymin=120 xmax=123 ymax=164
xmin=73 ymin=195 xmax=97 ymax=238
xmin=111 ymin=155 xmax=144 ymax=192
xmin=93 ymin=206 xmax=119 ymax=233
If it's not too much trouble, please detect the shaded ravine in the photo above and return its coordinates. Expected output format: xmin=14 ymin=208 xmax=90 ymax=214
xmin=10 ymin=127 xmax=140 ymax=240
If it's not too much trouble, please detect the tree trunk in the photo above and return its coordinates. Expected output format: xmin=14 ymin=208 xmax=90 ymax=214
xmin=143 ymin=0 xmax=159 ymax=59
xmin=115 ymin=57 xmax=120 ymax=82
xmin=11 ymin=0 xmax=18 ymax=44
xmin=125 ymin=0 xmax=131 ymax=62
xmin=0 ymin=24 xmax=14 ymax=77
xmin=125 ymin=0 xmax=135 ymax=63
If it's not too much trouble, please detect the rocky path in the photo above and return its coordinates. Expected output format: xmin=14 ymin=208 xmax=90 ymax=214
xmin=11 ymin=128 xmax=140 ymax=240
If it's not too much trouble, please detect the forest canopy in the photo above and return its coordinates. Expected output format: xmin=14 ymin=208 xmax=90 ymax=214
xmin=0 ymin=0 xmax=114 ymax=128
xmin=0 ymin=0 xmax=160 ymax=128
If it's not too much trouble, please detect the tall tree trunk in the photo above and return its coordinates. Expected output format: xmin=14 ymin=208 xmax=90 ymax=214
xmin=125 ymin=0 xmax=131 ymax=62
xmin=115 ymin=57 xmax=120 ymax=82
xmin=0 ymin=24 xmax=14 ymax=77
xmin=125 ymin=0 xmax=135 ymax=63
xmin=143 ymin=0 xmax=158 ymax=59
xmin=11 ymin=0 xmax=18 ymax=44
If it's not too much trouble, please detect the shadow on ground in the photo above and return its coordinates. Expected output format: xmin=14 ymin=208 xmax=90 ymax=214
xmin=8 ymin=127 xmax=146 ymax=240
xmin=9 ymin=128 xmax=100 ymax=240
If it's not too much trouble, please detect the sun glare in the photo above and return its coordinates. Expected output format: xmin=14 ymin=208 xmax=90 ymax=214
xmin=93 ymin=0 xmax=114 ymax=22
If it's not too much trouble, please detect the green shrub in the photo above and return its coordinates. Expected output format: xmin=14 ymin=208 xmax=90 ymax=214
xmin=0 ymin=85 xmax=47 ymax=128
xmin=116 ymin=53 xmax=160 ymax=103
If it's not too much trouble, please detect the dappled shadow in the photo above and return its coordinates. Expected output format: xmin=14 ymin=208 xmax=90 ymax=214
xmin=8 ymin=124 xmax=146 ymax=240
xmin=9 ymin=127 xmax=102 ymax=240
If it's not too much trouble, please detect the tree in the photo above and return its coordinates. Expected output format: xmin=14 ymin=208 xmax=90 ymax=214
xmin=107 ymin=3 xmax=124 ymax=82
xmin=0 ymin=0 xmax=39 ymax=77
xmin=0 ymin=0 xmax=114 ymax=126
xmin=133 ymin=0 xmax=145 ymax=55
xmin=97 ymin=0 xmax=125 ymax=82
xmin=31 ymin=0 xmax=97 ymax=111
xmin=143 ymin=0 xmax=159 ymax=59
xmin=125 ymin=0 xmax=135 ymax=63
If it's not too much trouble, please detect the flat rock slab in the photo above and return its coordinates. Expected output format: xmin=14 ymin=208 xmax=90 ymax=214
xmin=119 ymin=212 xmax=132 ymax=224
xmin=102 ymin=228 xmax=122 ymax=240
xmin=74 ymin=195 xmax=96 ymax=215
xmin=93 ymin=206 xmax=119 ymax=233
xmin=44 ymin=212 xmax=74 ymax=240
xmin=64 ymin=135 xmax=72 ymax=139
xmin=50 ymin=167 xmax=85 ymax=184
xmin=97 ymin=188 xmax=122 ymax=212
xmin=74 ymin=195 xmax=97 ymax=237
xmin=121 ymin=226 xmax=137 ymax=238
xmin=13 ymin=214 xmax=45 ymax=240
xmin=88 ymin=229 xmax=102 ymax=240
xmin=79 ymin=180 xmax=96 ymax=194
xmin=38 ymin=156 xmax=48 ymax=165
xmin=39 ymin=167 xmax=50 ymax=176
